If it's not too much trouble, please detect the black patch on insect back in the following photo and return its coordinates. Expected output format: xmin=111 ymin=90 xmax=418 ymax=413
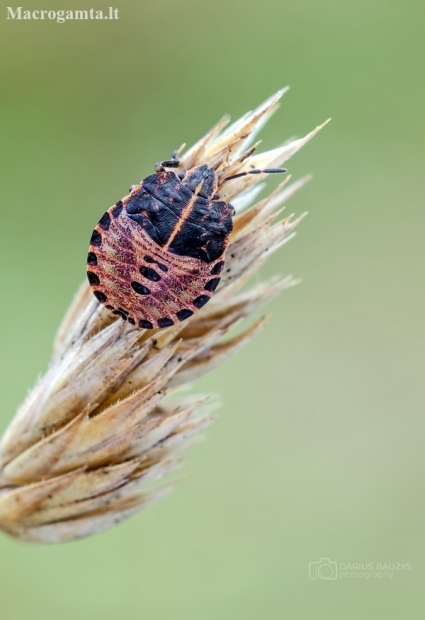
xmin=127 ymin=170 xmax=232 ymax=262
xmin=176 ymin=308 xmax=193 ymax=322
xmin=137 ymin=171 xmax=222 ymax=248
xmin=90 ymin=230 xmax=102 ymax=247
xmin=139 ymin=266 xmax=161 ymax=282
xmin=205 ymin=278 xmax=220 ymax=292
xmin=87 ymin=252 xmax=98 ymax=266
xmin=87 ymin=271 xmax=100 ymax=286
xmin=193 ymin=294 xmax=210 ymax=309
xmin=126 ymin=189 xmax=149 ymax=215
xmin=184 ymin=165 xmax=216 ymax=198
xmin=105 ymin=304 xmax=114 ymax=310
xmin=211 ymin=260 xmax=224 ymax=275
xmin=112 ymin=201 xmax=123 ymax=217
xmin=157 ymin=262 xmax=168 ymax=272
xmin=118 ymin=307 xmax=129 ymax=315
xmin=169 ymin=219 xmax=228 ymax=263
xmin=139 ymin=319 xmax=153 ymax=329
xmin=157 ymin=317 xmax=174 ymax=328
xmin=128 ymin=317 xmax=135 ymax=325
xmin=131 ymin=281 xmax=151 ymax=295
xmin=93 ymin=290 xmax=107 ymax=303
xmin=127 ymin=186 xmax=179 ymax=246
xmin=98 ymin=211 xmax=111 ymax=231
xmin=143 ymin=172 xmax=193 ymax=218
xmin=169 ymin=198 xmax=232 ymax=263
xmin=144 ymin=255 xmax=154 ymax=263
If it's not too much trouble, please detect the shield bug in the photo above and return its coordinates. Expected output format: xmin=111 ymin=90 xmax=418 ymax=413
xmin=87 ymin=153 xmax=285 ymax=329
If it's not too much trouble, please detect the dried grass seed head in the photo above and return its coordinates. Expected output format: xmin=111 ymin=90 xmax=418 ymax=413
xmin=0 ymin=89 xmax=328 ymax=543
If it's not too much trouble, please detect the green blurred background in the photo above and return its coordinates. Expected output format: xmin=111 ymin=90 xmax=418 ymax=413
xmin=1 ymin=0 xmax=424 ymax=618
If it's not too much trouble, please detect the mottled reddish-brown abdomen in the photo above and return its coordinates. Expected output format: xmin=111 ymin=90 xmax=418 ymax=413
xmin=87 ymin=165 xmax=233 ymax=329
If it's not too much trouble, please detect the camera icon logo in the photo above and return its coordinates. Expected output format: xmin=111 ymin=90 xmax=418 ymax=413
xmin=309 ymin=558 xmax=338 ymax=580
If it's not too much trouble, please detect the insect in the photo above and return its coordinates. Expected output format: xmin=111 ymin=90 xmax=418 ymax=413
xmin=87 ymin=152 xmax=285 ymax=329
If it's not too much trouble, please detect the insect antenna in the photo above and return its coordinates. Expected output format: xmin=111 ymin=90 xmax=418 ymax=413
xmin=155 ymin=144 xmax=187 ymax=172
xmin=224 ymin=167 xmax=287 ymax=181
xmin=155 ymin=159 xmax=180 ymax=172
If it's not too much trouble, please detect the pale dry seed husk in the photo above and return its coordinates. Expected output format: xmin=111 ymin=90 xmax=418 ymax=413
xmin=0 ymin=89 xmax=327 ymax=543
